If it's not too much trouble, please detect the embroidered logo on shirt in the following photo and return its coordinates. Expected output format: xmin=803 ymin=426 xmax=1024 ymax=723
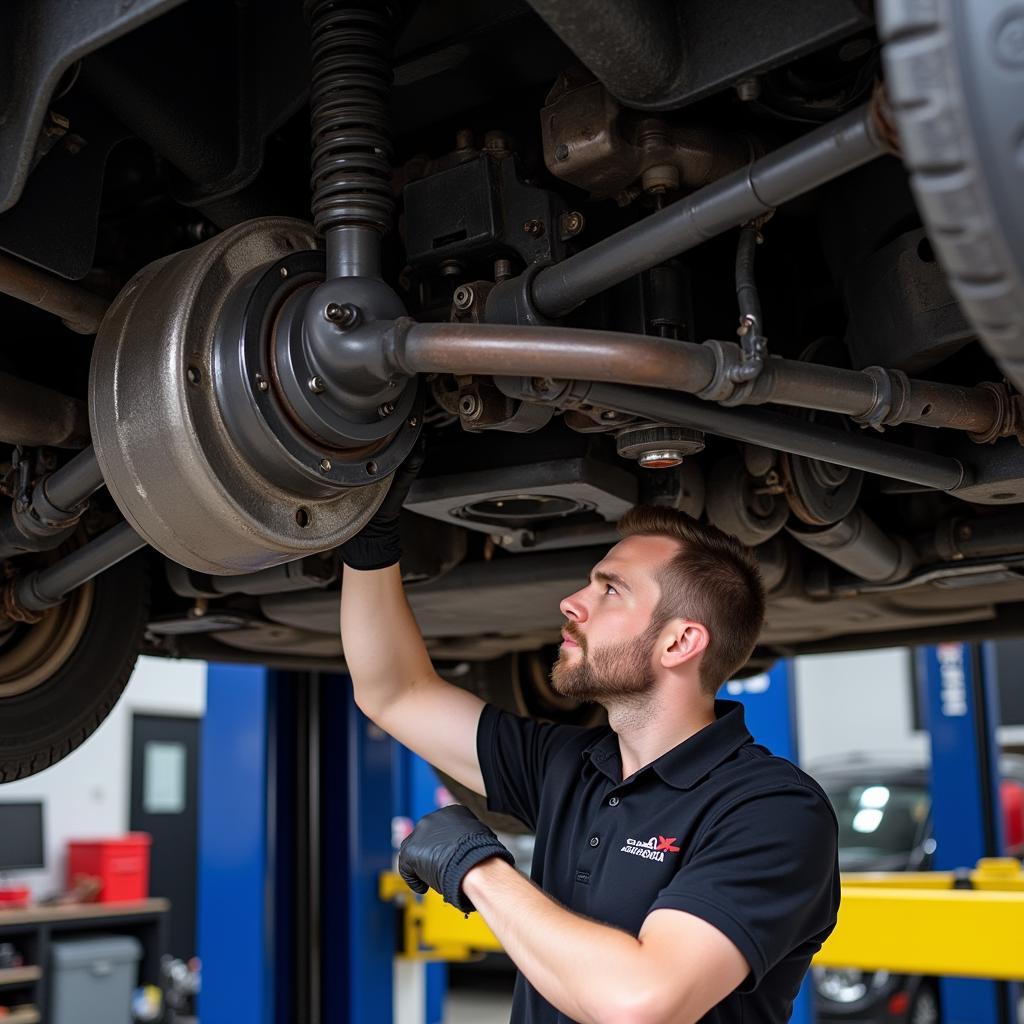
xmin=619 ymin=835 xmax=680 ymax=862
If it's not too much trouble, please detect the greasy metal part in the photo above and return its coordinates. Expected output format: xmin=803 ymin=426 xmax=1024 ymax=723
xmin=307 ymin=1 xmax=394 ymax=278
xmin=0 ymin=448 xmax=102 ymax=560
xmin=787 ymin=509 xmax=915 ymax=583
xmin=388 ymin=321 xmax=717 ymax=392
xmin=383 ymin=321 xmax=1013 ymax=439
xmin=0 ymin=252 xmax=109 ymax=334
xmin=545 ymin=382 xmax=971 ymax=492
xmin=44 ymin=446 xmax=104 ymax=511
xmin=922 ymin=511 xmax=1024 ymax=564
xmin=0 ymin=372 xmax=89 ymax=449
xmin=705 ymin=455 xmax=788 ymax=546
xmin=540 ymin=71 xmax=753 ymax=201
xmin=14 ymin=522 xmax=144 ymax=613
xmin=524 ymin=0 xmax=869 ymax=111
xmin=780 ymin=446 xmax=862 ymax=527
xmin=89 ymin=217 xmax=391 ymax=574
xmin=525 ymin=103 xmax=884 ymax=318
xmin=749 ymin=359 xmax=1010 ymax=437
xmin=217 ymin=251 xmax=419 ymax=488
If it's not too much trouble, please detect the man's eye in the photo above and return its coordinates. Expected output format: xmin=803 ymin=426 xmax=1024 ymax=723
xmin=604 ymin=583 xmax=618 ymax=596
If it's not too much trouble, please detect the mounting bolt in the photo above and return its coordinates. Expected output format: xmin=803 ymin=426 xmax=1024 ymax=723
xmin=559 ymin=211 xmax=585 ymax=238
xmin=453 ymin=285 xmax=475 ymax=311
xmin=494 ymin=258 xmax=513 ymax=282
xmin=459 ymin=393 xmax=483 ymax=420
xmin=600 ymin=410 xmax=620 ymax=421
xmin=324 ymin=302 xmax=361 ymax=328
xmin=407 ymin=416 xmax=419 ymax=428
xmin=308 ymin=375 xmax=326 ymax=395
xmin=377 ymin=402 xmax=396 ymax=418
xmin=523 ymin=218 xmax=545 ymax=238
xmin=554 ymin=142 xmax=570 ymax=162
xmin=319 ymin=458 xmax=332 ymax=473
xmin=255 ymin=374 xmax=269 ymax=392
xmin=279 ymin=266 xmax=289 ymax=279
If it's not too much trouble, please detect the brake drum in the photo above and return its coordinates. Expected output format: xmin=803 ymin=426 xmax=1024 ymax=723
xmin=89 ymin=217 xmax=391 ymax=574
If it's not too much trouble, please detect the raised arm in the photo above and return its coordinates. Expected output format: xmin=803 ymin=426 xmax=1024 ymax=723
xmin=338 ymin=446 xmax=487 ymax=796
xmin=340 ymin=561 xmax=487 ymax=795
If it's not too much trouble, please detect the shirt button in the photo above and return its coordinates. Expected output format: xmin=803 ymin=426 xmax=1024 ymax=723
xmin=589 ymin=835 xmax=600 ymax=847
xmin=608 ymin=796 xmax=620 ymax=807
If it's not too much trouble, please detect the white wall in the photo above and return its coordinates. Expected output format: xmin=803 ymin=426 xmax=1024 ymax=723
xmin=794 ymin=647 xmax=928 ymax=766
xmin=1 ymin=656 xmax=205 ymax=900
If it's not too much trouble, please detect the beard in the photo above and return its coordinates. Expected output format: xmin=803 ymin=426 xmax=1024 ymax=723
xmin=550 ymin=617 xmax=664 ymax=703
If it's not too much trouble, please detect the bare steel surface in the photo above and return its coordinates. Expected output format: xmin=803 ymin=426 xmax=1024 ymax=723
xmin=0 ymin=252 xmax=109 ymax=334
xmin=88 ymin=218 xmax=388 ymax=575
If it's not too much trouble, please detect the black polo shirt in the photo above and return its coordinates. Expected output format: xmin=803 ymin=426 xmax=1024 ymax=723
xmin=476 ymin=699 xmax=840 ymax=1024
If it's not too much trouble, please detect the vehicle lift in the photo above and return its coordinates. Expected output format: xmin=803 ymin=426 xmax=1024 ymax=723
xmin=196 ymin=649 xmax=1024 ymax=1023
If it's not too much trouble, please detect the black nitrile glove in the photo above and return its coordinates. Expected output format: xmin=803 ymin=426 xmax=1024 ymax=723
xmin=339 ymin=438 xmax=426 ymax=570
xmin=398 ymin=804 xmax=515 ymax=913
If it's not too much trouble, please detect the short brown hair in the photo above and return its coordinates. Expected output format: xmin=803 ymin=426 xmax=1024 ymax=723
xmin=617 ymin=506 xmax=765 ymax=695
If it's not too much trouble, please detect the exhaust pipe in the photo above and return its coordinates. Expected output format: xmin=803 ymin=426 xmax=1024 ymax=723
xmin=787 ymin=509 xmax=915 ymax=584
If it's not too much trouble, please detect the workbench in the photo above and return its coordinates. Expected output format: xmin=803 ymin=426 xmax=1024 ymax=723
xmin=0 ymin=899 xmax=169 ymax=1024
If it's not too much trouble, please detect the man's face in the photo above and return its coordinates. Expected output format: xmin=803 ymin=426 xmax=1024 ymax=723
xmin=550 ymin=534 xmax=680 ymax=702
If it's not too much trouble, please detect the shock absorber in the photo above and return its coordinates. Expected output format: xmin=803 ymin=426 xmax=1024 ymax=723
xmin=86 ymin=3 xmax=421 ymax=576
xmin=307 ymin=0 xmax=395 ymax=279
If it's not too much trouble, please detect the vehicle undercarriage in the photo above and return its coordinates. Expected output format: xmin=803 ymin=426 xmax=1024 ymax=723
xmin=2 ymin=0 xmax=1024 ymax=779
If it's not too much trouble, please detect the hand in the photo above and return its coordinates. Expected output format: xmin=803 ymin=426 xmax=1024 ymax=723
xmin=339 ymin=437 xmax=425 ymax=570
xmin=398 ymin=804 xmax=515 ymax=913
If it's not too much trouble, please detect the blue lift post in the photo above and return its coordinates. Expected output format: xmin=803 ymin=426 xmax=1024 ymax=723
xmin=394 ymin=747 xmax=449 ymax=1024
xmin=720 ymin=659 xmax=812 ymax=1024
xmin=322 ymin=672 xmax=396 ymax=1022
xmin=917 ymin=643 xmax=1014 ymax=1024
xmin=199 ymin=666 xmax=396 ymax=1023
xmin=197 ymin=664 xmax=276 ymax=1024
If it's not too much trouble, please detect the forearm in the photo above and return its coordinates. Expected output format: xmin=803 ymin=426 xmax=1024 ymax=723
xmin=462 ymin=859 xmax=661 ymax=1024
xmin=340 ymin=563 xmax=435 ymax=714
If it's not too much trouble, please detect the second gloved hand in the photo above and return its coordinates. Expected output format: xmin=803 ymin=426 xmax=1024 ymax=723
xmin=338 ymin=436 xmax=425 ymax=570
xmin=398 ymin=804 xmax=515 ymax=913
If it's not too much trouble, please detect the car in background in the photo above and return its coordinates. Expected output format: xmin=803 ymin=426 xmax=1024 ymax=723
xmin=811 ymin=754 xmax=1024 ymax=1024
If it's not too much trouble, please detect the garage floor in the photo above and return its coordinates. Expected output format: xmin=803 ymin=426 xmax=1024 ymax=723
xmin=445 ymin=990 xmax=513 ymax=1023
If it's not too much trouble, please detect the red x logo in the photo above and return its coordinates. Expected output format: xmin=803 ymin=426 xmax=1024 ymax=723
xmin=656 ymin=836 xmax=680 ymax=853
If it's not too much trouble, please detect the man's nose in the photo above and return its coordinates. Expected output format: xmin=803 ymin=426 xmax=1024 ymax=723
xmin=559 ymin=588 xmax=587 ymax=623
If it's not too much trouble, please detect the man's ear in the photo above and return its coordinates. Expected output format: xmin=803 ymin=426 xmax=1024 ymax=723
xmin=660 ymin=620 xmax=710 ymax=669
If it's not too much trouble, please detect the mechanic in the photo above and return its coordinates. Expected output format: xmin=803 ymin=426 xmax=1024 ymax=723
xmin=339 ymin=457 xmax=840 ymax=1024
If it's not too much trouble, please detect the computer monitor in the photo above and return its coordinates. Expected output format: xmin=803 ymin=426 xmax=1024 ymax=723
xmin=0 ymin=802 xmax=45 ymax=871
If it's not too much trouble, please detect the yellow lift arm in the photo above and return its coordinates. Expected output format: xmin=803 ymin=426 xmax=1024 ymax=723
xmin=380 ymin=858 xmax=1024 ymax=979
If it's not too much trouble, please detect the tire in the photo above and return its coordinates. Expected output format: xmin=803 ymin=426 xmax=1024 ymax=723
xmin=879 ymin=0 xmax=1024 ymax=389
xmin=436 ymin=651 xmax=604 ymax=834
xmin=0 ymin=554 xmax=149 ymax=782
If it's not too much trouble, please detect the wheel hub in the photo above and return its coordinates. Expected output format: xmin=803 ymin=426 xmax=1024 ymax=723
xmin=89 ymin=217 xmax=421 ymax=574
